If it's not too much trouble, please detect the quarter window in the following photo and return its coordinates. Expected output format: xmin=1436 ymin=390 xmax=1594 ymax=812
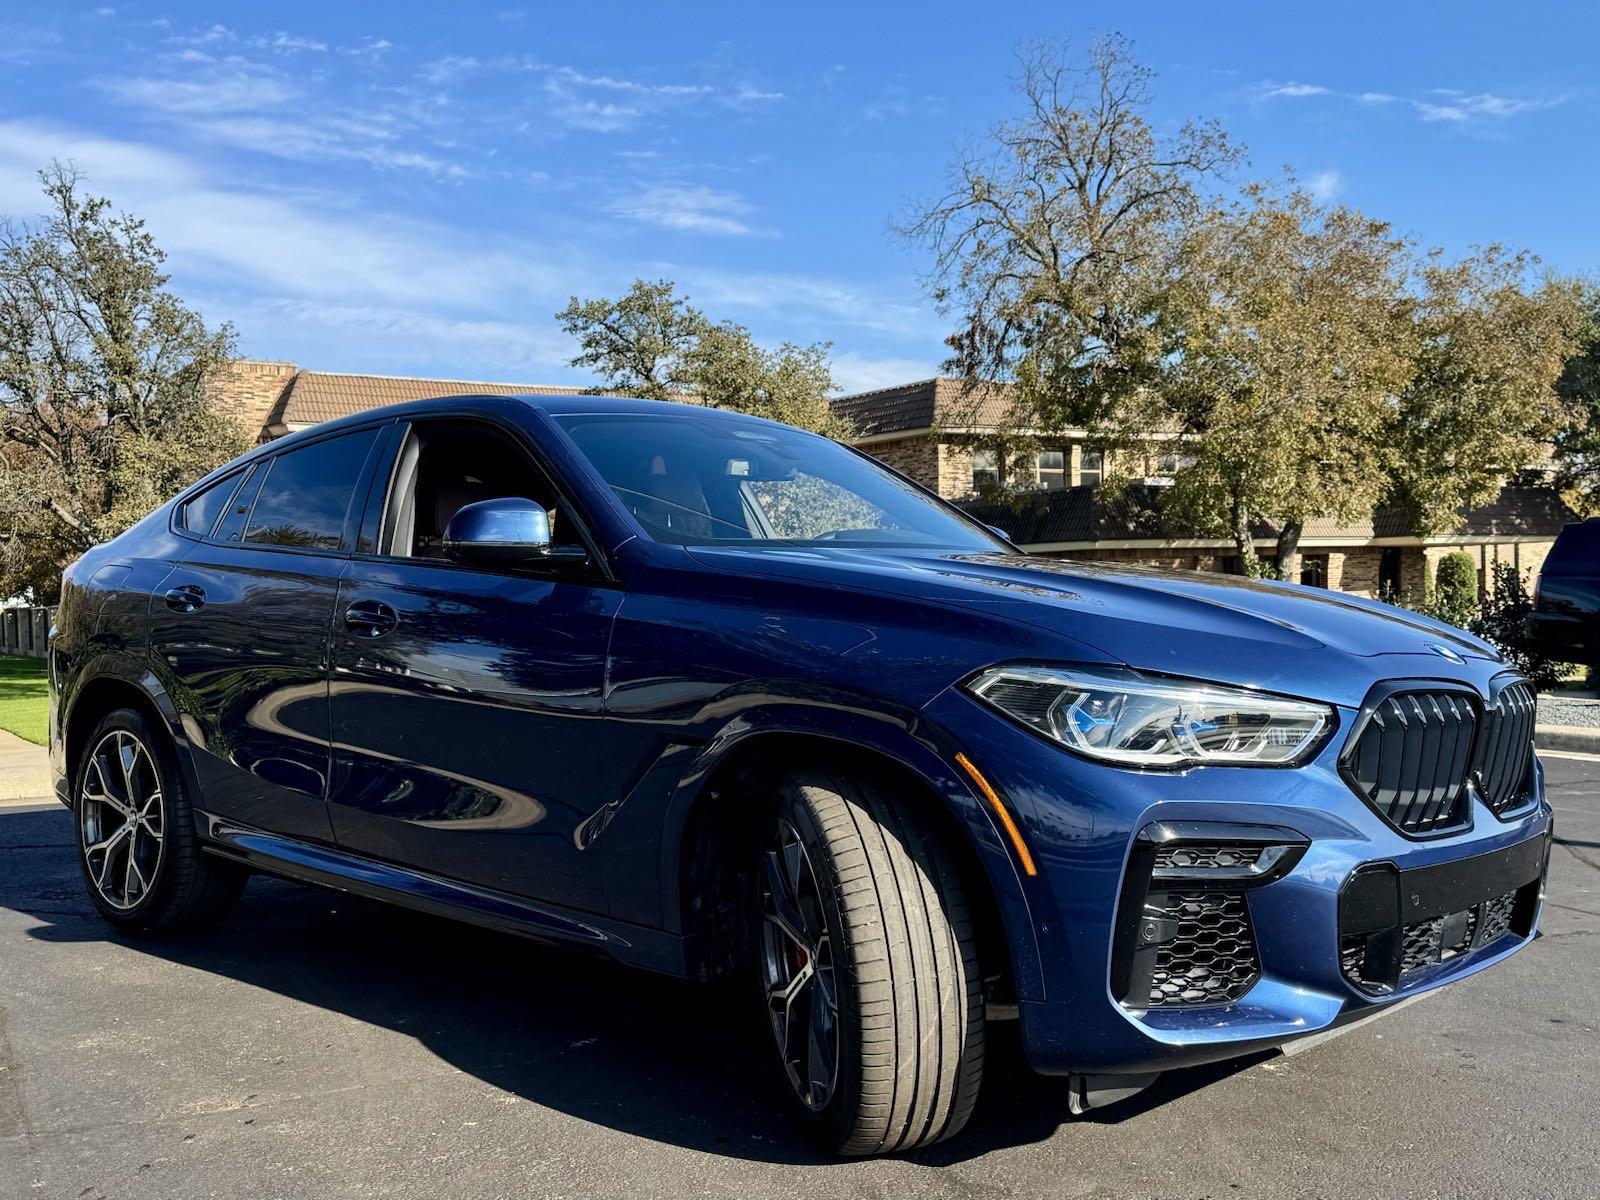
xmin=243 ymin=427 xmax=380 ymax=551
xmin=181 ymin=469 xmax=245 ymax=536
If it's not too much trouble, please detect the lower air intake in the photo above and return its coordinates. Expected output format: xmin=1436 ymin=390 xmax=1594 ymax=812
xmin=1145 ymin=891 xmax=1259 ymax=1007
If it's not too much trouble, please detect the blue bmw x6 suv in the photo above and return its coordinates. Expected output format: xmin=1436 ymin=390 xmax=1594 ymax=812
xmin=50 ymin=393 xmax=1550 ymax=1155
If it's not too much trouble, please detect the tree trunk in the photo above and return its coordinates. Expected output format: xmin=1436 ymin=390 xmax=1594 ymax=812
xmin=1277 ymin=521 xmax=1303 ymax=584
xmin=1230 ymin=493 xmax=1259 ymax=577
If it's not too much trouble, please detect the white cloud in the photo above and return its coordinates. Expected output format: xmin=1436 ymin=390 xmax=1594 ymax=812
xmin=0 ymin=120 xmax=556 ymax=309
xmin=0 ymin=119 xmax=932 ymax=393
xmin=830 ymin=352 xmax=937 ymax=393
xmin=1254 ymin=77 xmax=1564 ymax=127
xmin=681 ymin=269 xmax=934 ymax=338
xmin=101 ymin=60 xmax=463 ymax=176
xmin=420 ymin=55 xmax=481 ymax=85
xmin=1308 ymin=168 xmax=1343 ymax=200
xmin=261 ymin=32 xmax=328 ymax=54
xmin=1260 ymin=81 xmax=1330 ymax=99
xmin=101 ymin=71 xmax=299 ymax=114
xmin=730 ymin=84 xmax=785 ymax=105
xmin=1413 ymin=92 xmax=1560 ymax=122
xmin=610 ymin=185 xmax=755 ymax=235
xmin=227 ymin=298 xmax=577 ymax=377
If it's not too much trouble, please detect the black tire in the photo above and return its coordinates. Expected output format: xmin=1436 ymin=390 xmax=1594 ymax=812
xmin=73 ymin=707 xmax=246 ymax=934
xmin=755 ymin=767 xmax=985 ymax=1156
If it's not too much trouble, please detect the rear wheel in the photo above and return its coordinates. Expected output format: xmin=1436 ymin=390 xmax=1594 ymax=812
xmin=74 ymin=707 xmax=246 ymax=933
xmin=755 ymin=768 xmax=985 ymax=1155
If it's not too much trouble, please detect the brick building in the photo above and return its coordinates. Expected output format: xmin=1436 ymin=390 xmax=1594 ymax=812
xmin=833 ymin=377 xmax=1577 ymax=600
xmin=210 ymin=362 xmax=1576 ymax=601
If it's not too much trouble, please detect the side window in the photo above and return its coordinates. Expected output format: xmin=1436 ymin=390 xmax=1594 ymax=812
xmin=377 ymin=420 xmax=575 ymax=562
xmin=244 ymin=427 xmax=380 ymax=551
xmin=181 ymin=468 xmax=245 ymax=536
xmin=212 ymin=464 xmax=265 ymax=543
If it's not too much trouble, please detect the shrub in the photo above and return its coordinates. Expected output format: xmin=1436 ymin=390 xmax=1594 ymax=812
xmin=1468 ymin=561 xmax=1571 ymax=690
xmin=1431 ymin=551 xmax=1479 ymax=629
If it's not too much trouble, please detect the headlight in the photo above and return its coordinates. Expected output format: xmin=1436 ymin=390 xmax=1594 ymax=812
xmin=967 ymin=665 xmax=1333 ymax=768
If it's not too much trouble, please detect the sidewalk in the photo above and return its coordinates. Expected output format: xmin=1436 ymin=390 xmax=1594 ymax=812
xmin=1537 ymin=694 xmax=1600 ymax=755
xmin=0 ymin=727 xmax=54 ymax=805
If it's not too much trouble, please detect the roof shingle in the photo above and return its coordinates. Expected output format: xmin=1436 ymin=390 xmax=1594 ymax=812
xmin=269 ymin=371 xmax=597 ymax=428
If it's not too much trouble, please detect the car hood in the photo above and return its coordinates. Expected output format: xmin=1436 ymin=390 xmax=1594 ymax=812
xmin=683 ymin=546 xmax=1505 ymax=708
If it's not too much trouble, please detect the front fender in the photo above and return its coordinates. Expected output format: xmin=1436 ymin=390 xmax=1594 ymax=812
xmin=597 ymin=686 xmax=1046 ymax=1002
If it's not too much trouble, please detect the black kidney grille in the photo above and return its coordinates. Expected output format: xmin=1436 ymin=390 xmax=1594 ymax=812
xmin=1471 ymin=682 xmax=1536 ymax=815
xmin=1345 ymin=691 xmax=1477 ymax=834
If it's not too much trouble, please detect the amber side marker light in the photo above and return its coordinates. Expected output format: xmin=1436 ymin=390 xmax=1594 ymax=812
xmin=954 ymin=752 xmax=1038 ymax=877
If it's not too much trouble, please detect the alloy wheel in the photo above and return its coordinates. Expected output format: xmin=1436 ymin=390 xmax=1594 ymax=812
xmin=79 ymin=729 xmax=165 ymax=911
xmin=759 ymin=820 xmax=840 ymax=1112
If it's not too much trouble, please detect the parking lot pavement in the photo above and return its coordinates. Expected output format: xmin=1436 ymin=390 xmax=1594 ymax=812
xmin=1 ymin=761 xmax=1597 ymax=1200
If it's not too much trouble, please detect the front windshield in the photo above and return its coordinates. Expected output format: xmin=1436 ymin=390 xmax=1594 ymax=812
xmin=555 ymin=412 xmax=1011 ymax=552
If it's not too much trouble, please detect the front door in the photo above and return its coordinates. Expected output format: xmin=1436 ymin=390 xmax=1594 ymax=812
xmin=150 ymin=423 xmax=386 ymax=842
xmin=325 ymin=416 xmax=619 ymax=913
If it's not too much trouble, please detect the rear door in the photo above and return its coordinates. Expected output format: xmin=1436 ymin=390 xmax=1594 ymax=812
xmin=149 ymin=423 xmax=387 ymax=841
xmin=325 ymin=411 xmax=621 ymax=912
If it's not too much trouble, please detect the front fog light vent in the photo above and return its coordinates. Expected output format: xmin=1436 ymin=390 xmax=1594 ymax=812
xmin=1112 ymin=821 xmax=1308 ymax=1009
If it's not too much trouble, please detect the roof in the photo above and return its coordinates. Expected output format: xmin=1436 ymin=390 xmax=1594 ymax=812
xmin=831 ymin=378 xmax=1018 ymax=437
xmin=266 ymin=371 xmax=602 ymax=429
xmin=961 ymin=483 xmax=1580 ymax=547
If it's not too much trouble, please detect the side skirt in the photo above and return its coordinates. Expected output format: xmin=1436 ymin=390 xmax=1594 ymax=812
xmin=196 ymin=810 xmax=691 ymax=978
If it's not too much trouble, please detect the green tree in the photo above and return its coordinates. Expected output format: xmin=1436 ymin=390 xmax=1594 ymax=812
xmin=1431 ymin=550 xmax=1479 ymax=628
xmin=1388 ymin=250 xmax=1583 ymax=535
xmin=556 ymin=279 xmax=846 ymax=437
xmin=1552 ymin=282 xmax=1600 ymax=513
xmin=1161 ymin=185 xmax=1414 ymax=577
xmin=0 ymin=164 xmax=247 ymax=601
xmin=899 ymin=35 xmax=1239 ymax=466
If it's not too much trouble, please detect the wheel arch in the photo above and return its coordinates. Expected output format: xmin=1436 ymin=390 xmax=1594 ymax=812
xmin=668 ymin=721 xmax=1043 ymax=1001
xmin=61 ymin=662 xmax=190 ymax=809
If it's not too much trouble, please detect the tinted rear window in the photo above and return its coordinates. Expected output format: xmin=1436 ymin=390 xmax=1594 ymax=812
xmin=1547 ymin=520 xmax=1600 ymax=576
xmin=243 ymin=428 xmax=380 ymax=551
xmin=181 ymin=469 xmax=245 ymax=536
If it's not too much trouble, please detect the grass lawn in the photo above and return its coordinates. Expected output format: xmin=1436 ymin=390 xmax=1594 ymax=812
xmin=0 ymin=655 xmax=48 ymax=746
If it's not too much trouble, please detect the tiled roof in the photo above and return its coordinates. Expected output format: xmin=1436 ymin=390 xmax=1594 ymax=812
xmin=832 ymin=378 xmax=1017 ymax=436
xmin=961 ymin=483 xmax=1579 ymax=547
xmin=268 ymin=371 xmax=598 ymax=428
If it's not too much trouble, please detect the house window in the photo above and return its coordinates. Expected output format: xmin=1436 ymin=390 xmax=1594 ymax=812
xmin=971 ymin=449 xmax=998 ymax=492
xmin=1379 ymin=547 xmax=1403 ymax=598
xmin=1301 ymin=554 xmax=1329 ymax=588
xmin=1077 ymin=448 xmax=1103 ymax=486
xmin=1036 ymin=449 xmax=1066 ymax=490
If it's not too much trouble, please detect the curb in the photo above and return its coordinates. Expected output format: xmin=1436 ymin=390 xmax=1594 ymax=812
xmin=1536 ymin=724 xmax=1600 ymax=755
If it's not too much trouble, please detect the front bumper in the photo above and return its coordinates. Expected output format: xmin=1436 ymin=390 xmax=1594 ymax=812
xmin=923 ymin=684 xmax=1552 ymax=1078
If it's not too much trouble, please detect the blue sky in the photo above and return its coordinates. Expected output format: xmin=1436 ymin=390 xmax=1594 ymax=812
xmin=2 ymin=2 xmax=1595 ymax=393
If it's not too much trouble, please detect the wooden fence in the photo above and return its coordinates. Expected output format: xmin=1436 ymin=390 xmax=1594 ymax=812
xmin=0 ymin=606 xmax=54 ymax=658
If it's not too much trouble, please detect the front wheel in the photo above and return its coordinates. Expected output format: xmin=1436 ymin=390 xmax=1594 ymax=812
xmin=755 ymin=768 xmax=985 ymax=1155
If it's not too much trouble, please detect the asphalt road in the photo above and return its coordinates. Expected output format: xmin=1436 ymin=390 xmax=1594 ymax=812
xmin=2 ymin=758 xmax=1597 ymax=1200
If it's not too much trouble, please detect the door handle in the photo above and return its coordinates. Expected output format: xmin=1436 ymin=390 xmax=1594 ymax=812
xmin=343 ymin=600 xmax=398 ymax=638
xmin=164 ymin=584 xmax=207 ymax=614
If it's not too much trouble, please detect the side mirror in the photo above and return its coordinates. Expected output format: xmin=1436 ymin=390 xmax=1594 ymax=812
xmin=442 ymin=497 xmax=588 ymax=568
xmin=985 ymin=524 xmax=1012 ymax=543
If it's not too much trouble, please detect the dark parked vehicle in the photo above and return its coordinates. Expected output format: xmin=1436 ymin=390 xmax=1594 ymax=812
xmin=51 ymin=394 xmax=1551 ymax=1155
xmin=1528 ymin=518 xmax=1600 ymax=667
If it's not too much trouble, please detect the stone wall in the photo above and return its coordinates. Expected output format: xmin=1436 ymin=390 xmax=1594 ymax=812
xmin=208 ymin=360 xmax=297 ymax=441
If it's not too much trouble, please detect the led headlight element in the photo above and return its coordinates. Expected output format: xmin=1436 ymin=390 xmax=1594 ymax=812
xmin=967 ymin=666 xmax=1332 ymax=768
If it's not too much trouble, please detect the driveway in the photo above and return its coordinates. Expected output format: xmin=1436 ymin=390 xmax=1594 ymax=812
xmin=1 ymin=756 xmax=1597 ymax=1199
